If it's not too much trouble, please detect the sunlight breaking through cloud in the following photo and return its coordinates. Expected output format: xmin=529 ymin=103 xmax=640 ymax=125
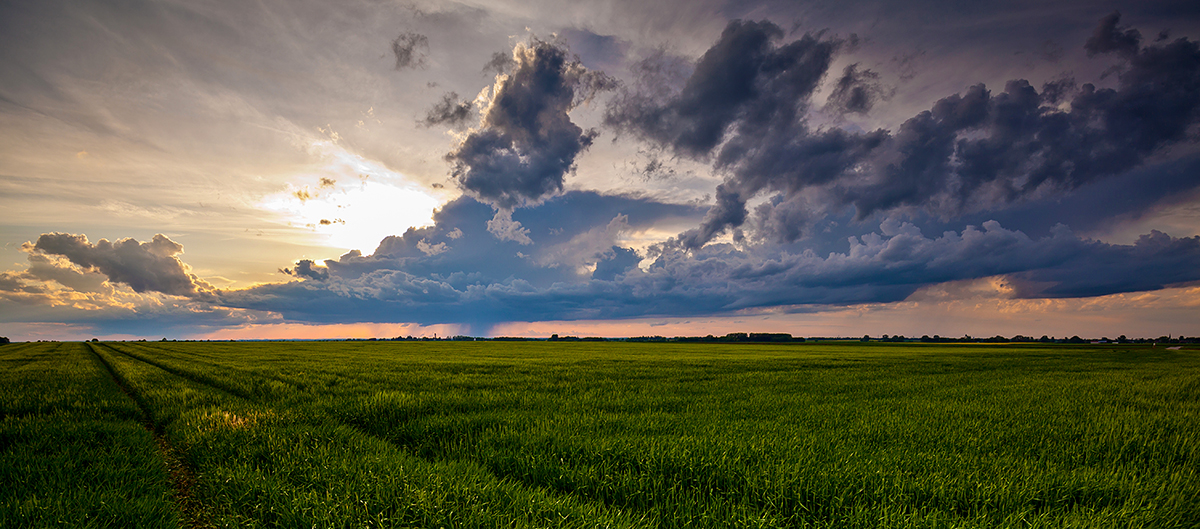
xmin=259 ymin=141 xmax=442 ymax=253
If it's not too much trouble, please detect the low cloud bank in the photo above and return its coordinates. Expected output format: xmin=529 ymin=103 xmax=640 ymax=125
xmin=217 ymin=194 xmax=1200 ymax=333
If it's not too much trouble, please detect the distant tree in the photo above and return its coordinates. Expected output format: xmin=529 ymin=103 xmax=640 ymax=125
xmin=861 ymin=335 xmax=870 ymax=342
xmin=748 ymin=333 xmax=792 ymax=342
xmin=0 ymin=336 xmax=9 ymax=345
xmin=90 ymin=338 xmax=99 ymax=342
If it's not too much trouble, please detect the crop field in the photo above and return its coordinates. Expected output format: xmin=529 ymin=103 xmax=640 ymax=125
xmin=2 ymin=341 xmax=1198 ymax=528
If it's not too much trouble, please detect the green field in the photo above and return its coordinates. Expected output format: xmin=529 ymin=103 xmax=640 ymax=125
xmin=2 ymin=341 xmax=1198 ymax=528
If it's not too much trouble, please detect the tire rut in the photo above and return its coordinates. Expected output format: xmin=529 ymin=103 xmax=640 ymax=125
xmin=87 ymin=343 xmax=213 ymax=529
xmin=98 ymin=343 xmax=651 ymax=526
xmin=100 ymin=343 xmax=253 ymax=401
xmin=127 ymin=342 xmax=306 ymax=392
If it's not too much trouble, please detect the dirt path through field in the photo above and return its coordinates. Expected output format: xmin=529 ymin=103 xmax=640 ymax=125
xmin=87 ymin=343 xmax=213 ymax=529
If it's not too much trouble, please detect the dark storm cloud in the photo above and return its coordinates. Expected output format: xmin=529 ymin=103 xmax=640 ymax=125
xmin=749 ymin=193 xmax=821 ymax=245
xmin=446 ymin=38 xmax=617 ymax=210
xmin=420 ymin=91 xmax=473 ymax=128
xmin=927 ymin=153 xmax=1200 ymax=240
xmin=392 ymin=32 xmax=429 ymax=70
xmin=1085 ymin=11 xmax=1142 ymax=58
xmin=608 ymin=16 xmax=1200 ymax=247
xmin=678 ymin=184 xmax=749 ymax=249
xmin=1016 ymin=230 xmax=1200 ymax=298
xmin=846 ymin=16 xmax=1200 ymax=219
xmin=824 ymin=63 xmax=889 ymax=115
xmin=605 ymin=20 xmax=881 ymax=248
xmin=606 ymin=20 xmax=842 ymax=157
xmin=27 ymin=233 xmax=212 ymax=297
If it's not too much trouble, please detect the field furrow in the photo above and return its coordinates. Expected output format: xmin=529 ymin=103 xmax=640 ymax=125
xmin=86 ymin=343 xmax=214 ymax=529
xmin=93 ymin=341 xmax=652 ymax=528
xmin=0 ymin=343 xmax=179 ymax=528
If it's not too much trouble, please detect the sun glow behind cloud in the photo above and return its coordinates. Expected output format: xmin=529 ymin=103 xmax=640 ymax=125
xmin=260 ymin=141 xmax=442 ymax=253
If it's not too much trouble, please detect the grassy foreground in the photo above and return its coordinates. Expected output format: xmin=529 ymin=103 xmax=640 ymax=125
xmin=2 ymin=341 xmax=1197 ymax=528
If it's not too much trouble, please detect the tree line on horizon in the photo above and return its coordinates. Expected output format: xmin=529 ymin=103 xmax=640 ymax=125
xmin=5 ymin=333 xmax=1197 ymax=345
xmin=377 ymin=332 xmax=1200 ymax=345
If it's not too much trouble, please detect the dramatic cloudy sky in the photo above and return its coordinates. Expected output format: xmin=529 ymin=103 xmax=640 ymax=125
xmin=2 ymin=0 xmax=1199 ymax=340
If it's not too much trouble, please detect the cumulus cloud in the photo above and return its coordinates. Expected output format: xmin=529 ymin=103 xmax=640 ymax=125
xmin=2 ymin=235 xmax=268 ymax=337
xmin=26 ymin=233 xmax=213 ymax=297
xmin=607 ymin=15 xmax=1200 ymax=248
xmin=446 ymin=37 xmax=617 ymax=210
xmin=24 ymin=252 xmax=109 ymax=292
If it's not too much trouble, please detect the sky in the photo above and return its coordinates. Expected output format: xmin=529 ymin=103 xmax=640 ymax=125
xmin=2 ymin=0 xmax=1199 ymax=341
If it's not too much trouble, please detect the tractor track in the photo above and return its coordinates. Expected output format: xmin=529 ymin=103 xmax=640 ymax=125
xmin=86 ymin=343 xmax=213 ymax=529
xmin=99 ymin=343 xmax=254 ymax=400
xmin=92 ymin=342 xmax=651 ymax=528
